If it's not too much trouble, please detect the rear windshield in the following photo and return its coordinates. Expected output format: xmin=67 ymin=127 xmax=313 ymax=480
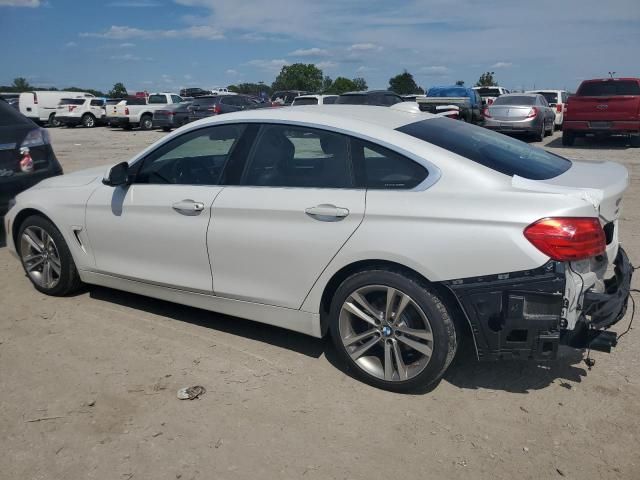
xmin=292 ymin=97 xmax=318 ymax=106
xmin=125 ymin=97 xmax=147 ymax=105
xmin=148 ymin=94 xmax=168 ymax=104
xmin=475 ymin=87 xmax=501 ymax=96
xmin=578 ymin=80 xmax=640 ymax=96
xmin=493 ymin=96 xmax=536 ymax=106
xmin=533 ymin=92 xmax=559 ymax=103
xmin=336 ymin=94 xmax=369 ymax=105
xmin=59 ymin=98 xmax=85 ymax=105
xmin=397 ymin=118 xmax=571 ymax=180
xmin=323 ymin=96 xmax=337 ymax=104
xmin=428 ymin=87 xmax=468 ymax=98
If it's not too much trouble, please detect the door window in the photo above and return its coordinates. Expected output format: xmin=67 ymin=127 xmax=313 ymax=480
xmin=90 ymin=99 xmax=105 ymax=106
xmin=242 ymin=125 xmax=353 ymax=188
xmin=350 ymin=138 xmax=428 ymax=189
xmin=136 ymin=124 xmax=246 ymax=185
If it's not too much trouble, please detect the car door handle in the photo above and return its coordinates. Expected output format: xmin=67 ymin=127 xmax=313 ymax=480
xmin=305 ymin=204 xmax=349 ymax=222
xmin=172 ymin=199 xmax=205 ymax=216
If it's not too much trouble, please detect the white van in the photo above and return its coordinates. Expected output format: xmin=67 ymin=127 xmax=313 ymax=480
xmin=19 ymin=90 xmax=94 ymax=126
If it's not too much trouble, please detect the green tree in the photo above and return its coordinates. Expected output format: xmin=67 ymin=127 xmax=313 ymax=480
xmin=475 ymin=72 xmax=497 ymax=87
xmin=352 ymin=77 xmax=368 ymax=91
xmin=228 ymin=82 xmax=271 ymax=96
xmin=326 ymin=77 xmax=357 ymax=94
xmin=66 ymin=86 xmax=106 ymax=97
xmin=107 ymin=82 xmax=128 ymax=98
xmin=11 ymin=77 xmax=32 ymax=92
xmin=271 ymin=63 xmax=323 ymax=92
xmin=455 ymin=80 xmax=465 ymax=86
xmin=322 ymin=76 xmax=333 ymax=93
xmin=388 ymin=70 xmax=421 ymax=95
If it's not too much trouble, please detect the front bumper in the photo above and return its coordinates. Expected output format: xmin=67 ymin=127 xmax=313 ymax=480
xmin=445 ymin=247 xmax=632 ymax=361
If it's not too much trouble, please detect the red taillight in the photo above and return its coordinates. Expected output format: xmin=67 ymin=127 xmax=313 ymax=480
xmin=524 ymin=217 xmax=606 ymax=261
xmin=487 ymin=98 xmax=493 ymax=105
xmin=483 ymin=107 xmax=491 ymax=118
xmin=527 ymin=106 xmax=538 ymax=118
xmin=33 ymin=92 xmax=38 ymax=104
xmin=556 ymin=103 xmax=563 ymax=113
xmin=125 ymin=107 xmax=130 ymax=115
xmin=208 ymin=104 xmax=222 ymax=114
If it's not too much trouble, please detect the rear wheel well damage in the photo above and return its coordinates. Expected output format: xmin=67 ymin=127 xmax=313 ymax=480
xmin=318 ymin=259 xmax=474 ymax=345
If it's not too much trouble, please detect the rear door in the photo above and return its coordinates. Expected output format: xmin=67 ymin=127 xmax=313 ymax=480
xmin=569 ymin=80 xmax=640 ymax=121
xmin=208 ymin=123 xmax=365 ymax=309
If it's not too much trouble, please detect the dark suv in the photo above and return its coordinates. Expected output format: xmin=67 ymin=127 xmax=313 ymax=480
xmin=0 ymin=99 xmax=62 ymax=216
xmin=336 ymin=90 xmax=404 ymax=106
xmin=188 ymin=95 xmax=265 ymax=121
xmin=179 ymin=87 xmax=212 ymax=98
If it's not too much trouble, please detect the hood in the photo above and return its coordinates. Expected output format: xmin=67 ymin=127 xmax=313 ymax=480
xmin=513 ymin=160 xmax=629 ymax=222
xmin=30 ymin=165 xmax=108 ymax=189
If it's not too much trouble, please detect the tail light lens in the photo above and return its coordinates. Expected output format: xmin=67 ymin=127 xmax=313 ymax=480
xmin=487 ymin=98 xmax=494 ymax=105
xmin=524 ymin=217 xmax=606 ymax=261
xmin=208 ymin=104 xmax=222 ymax=114
xmin=527 ymin=107 xmax=538 ymax=118
xmin=33 ymin=92 xmax=38 ymax=104
xmin=21 ymin=128 xmax=50 ymax=148
xmin=483 ymin=107 xmax=491 ymax=118
xmin=125 ymin=107 xmax=130 ymax=115
xmin=556 ymin=104 xmax=563 ymax=113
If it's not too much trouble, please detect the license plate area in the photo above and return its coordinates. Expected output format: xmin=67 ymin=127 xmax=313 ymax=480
xmin=590 ymin=121 xmax=612 ymax=129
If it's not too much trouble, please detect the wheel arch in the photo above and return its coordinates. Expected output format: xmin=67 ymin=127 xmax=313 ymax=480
xmin=11 ymin=208 xmax=53 ymax=250
xmin=317 ymin=259 xmax=474 ymax=348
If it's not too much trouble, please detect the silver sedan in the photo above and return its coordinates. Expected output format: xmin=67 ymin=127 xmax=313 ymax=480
xmin=483 ymin=93 xmax=556 ymax=141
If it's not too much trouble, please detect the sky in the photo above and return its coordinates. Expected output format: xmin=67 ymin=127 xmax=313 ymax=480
xmin=1 ymin=0 xmax=639 ymax=94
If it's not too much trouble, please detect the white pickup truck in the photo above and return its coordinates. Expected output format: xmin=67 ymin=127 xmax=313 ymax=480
xmin=111 ymin=93 xmax=183 ymax=130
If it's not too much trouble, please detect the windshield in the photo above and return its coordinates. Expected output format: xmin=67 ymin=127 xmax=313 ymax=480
xmin=428 ymin=87 xmax=469 ymax=98
xmin=578 ymin=80 xmax=640 ymax=96
xmin=59 ymin=98 xmax=85 ymax=105
xmin=397 ymin=118 xmax=571 ymax=180
xmin=292 ymin=97 xmax=318 ymax=106
xmin=474 ymin=87 xmax=501 ymax=96
xmin=493 ymin=96 xmax=536 ymax=106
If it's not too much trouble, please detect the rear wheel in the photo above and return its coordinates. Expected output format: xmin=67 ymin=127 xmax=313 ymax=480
xmin=535 ymin=121 xmax=545 ymax=142
xmin=562 ymin=130 xmax=575 ymax=146
xmin=329 ymin=269 xmax=458 ymax=392
xmin=140 ymin=115 xmax=153 ymax=130
xmin=17 ymin=215 xmax=82 ymax=296
xmin=82 ymin=113 xmax=96 ymax=128
xmin=48 ymin=113 xmax=61 ymax=128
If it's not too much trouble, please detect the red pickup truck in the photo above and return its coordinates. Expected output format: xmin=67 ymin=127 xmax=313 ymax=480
xmin=563 ymin=78 xmax=640 ymax=146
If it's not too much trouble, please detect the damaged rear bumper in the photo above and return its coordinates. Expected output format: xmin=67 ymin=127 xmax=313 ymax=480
xmin=444 ymin=247 xmax=632 ymax=361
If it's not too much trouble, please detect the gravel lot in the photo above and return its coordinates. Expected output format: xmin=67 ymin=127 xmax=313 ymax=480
xmin=1 ymin=126 xmax=639 ymax=480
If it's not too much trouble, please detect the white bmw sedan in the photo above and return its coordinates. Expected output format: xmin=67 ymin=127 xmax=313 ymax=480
xmin=4 ymin=106 xmax=632 ymax=391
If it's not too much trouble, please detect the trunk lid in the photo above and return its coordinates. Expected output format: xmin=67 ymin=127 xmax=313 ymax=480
xmin=513 ymin=160 xmax=629 ymax=222
xmin=488 ymin=105 xmax=534 ymax=121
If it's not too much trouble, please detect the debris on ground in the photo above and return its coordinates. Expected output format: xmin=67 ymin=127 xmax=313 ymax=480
xmin=177 ymin=385 xmax=206 ymax=400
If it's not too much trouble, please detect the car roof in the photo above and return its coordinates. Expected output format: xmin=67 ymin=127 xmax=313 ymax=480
xmin=187 ymin=105 xmax=435 ymax=131
xmin=526 ymin=89 xmax=565 ymax=93
xmin=341 ymin=90 xmax=396 ymax=96
xmin=500 ymin=92 xmax=539 ymax=97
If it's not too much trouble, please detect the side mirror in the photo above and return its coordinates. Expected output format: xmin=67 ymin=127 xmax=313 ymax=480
xmin=103 ymin=161 xmax=130 ymax=186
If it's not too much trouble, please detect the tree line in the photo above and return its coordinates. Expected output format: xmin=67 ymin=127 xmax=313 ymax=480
xmin=2 ymin=68 xmax=499 ymax=99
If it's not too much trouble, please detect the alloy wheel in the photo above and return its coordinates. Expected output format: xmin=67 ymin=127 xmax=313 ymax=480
xmin=20 ymin=226 xmax=62 ymax=289
xmin=338 ymin=285 xmax=434 ymax=382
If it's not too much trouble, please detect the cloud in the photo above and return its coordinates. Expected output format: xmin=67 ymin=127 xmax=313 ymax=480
xmin=183 ymin=74 xmax=192 ymax=80
xmin=348 ymin=43 xmax=381 ymax=52
xmin=316 ymin=61 xmax=338 ymax=70
xmin=107 ymin=0 xmax=160 ymax=6
xmin=491 ymin=61 xmax=513 ymax=69
xmin=419 ymin=65 xmax=451 ymax=76
xmin=245 ymin=59 xmax=288 ymax=72
xmin=288 ymin=47 xmax=329 ymax=57
xmin=81 ymin=24 xmax=224 ymax=40
xmin=64 ymin=41 xmax=77 ymax=48
xmin=225 ymin=69 xmax=239 ymax=76
xmin=119 ymin=42 xmax=135 ymax=47
xmin=109 ymin=53 xmax=152 ymax=61
xmin=0 ymin=0 xmax=40 ymax=6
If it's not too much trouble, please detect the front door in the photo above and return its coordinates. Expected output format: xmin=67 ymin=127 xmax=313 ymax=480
xmin=209 ymin=123 xmax=366 ymax=309
xmin=85 ymin=123 xmax=247 ymax=292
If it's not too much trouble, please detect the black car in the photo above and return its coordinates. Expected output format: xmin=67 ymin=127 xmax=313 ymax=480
xmin=179 ymin=87 xmax=212 ymax=98
xmin=335 ymin=90 xmax=404 ymax=106
xmin=153 ymin=101 xmax=193 ymax=131
xmin=0 ymin=99 xmax=62 ymax=216
xmin=188 ymin=95 xmax=266 ymax=122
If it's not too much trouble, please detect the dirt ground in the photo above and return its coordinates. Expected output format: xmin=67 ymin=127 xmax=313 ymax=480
xmin=1 ymin=126 xmax=639 ymax=480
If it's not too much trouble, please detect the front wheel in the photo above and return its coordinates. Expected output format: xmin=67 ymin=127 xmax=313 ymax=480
xmin=17 ymin=215 xmax=82 ymax=296
xmin=48 ymin=113 xmax=61 ymax=128
xmin=140 ymin=115 xmax=153 ymax=130
xmin=329 ymin=269 xmax=458 ymax=392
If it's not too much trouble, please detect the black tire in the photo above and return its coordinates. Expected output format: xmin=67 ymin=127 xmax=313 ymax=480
xmin=536 ymin=121 xmax=545 ymax=142
xmin=162 ymin=126 xmax=172 ymax=132
xmin=562 ymin=130 xmax=575 ymax=146
xmin=140 ymin=115 xmax=153 ymax=130
xmin=329 ymin=269 xmax=458 ymax=392
xmin=630 ymin=134 xmax=640 ymax=148
xmin=17 ymin=215 xmax=82 ymax=296
xmin=48 ymin=113 xmax=61 ymax=128
xmin=82 ymin=113 xmax=96 ymax=128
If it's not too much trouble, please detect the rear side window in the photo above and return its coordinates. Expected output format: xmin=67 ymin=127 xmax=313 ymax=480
xmin=323 ymin=96 xmax=337 ymax=104
xmin=292 ymin=97 xmax=318 ymax=106
xmin=578 ymin=80 xmax=640 ymax=96
xmin=136 ymin=124 xmax=245 ymax=185
xmin=90 ymin=99 xmax=105 ymax=106
xmin=397 ymin=118 xmax=571 ymax=180
xmin=242 ymin=124 xmax=353 ymax=188
xmin=148 ymin=94 xmax=168 ymax=104
xmin=59 ymin=98 xmax=85 ymax=105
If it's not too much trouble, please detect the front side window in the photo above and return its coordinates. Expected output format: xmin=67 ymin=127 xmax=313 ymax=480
xmin=397 ymin=118 xmax=571 ymax=180
xmin=351 ymin=139 xmax=427 ymax=189
xmin=136 ymin=124 xmax=246 ymax=185
xmin=242 ymin=124 xmax=353 ymax=188
xmin=171 ymin=95 xmax=183 ymax=103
